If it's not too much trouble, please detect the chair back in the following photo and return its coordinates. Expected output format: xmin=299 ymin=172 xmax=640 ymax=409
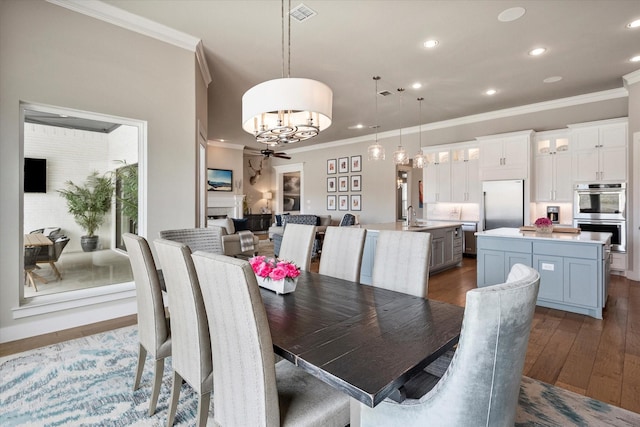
xmin=278 ymin=223 xmax=316 ymax=271
xmin=319 ymin=226 xmax=367 ymax=282
xmin=191 ymin=252 xmax=279 ymax=427
xmin=159 ymin=227 xmax=223 ymax=254
xmin=153 ymin=238 xmax=212 ymax=392
xmin=51 ymin=236 xmax=70 ymax=261
xmin=24 ymin=246 xmax=41 ymax=269
xmin=122 ymin=233 xmax=169 ymax=357
xmin=371 ymin=230 xmax=432 ymax=298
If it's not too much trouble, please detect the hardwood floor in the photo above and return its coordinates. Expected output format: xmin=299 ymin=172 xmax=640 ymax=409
xmin=2 ymin=257 xmax=638 ymax=414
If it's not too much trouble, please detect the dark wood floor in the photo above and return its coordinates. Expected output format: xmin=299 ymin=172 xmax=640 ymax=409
xmin=2 ymin=257 xmax=638 ymax=414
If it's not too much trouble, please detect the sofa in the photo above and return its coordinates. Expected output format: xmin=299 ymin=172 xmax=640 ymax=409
xmin=269 ymin=214 xmax=333 ymax=258
xmin=207 ymin=217 xmax=259 ymax=258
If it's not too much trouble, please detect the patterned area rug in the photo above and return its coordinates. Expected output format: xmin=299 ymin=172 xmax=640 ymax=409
xmin=1 ymin=325 xmax=639 ymax=426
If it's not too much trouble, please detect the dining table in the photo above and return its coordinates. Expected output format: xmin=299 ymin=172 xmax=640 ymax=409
xmin=259 ymin=270 xmax=465 ymax=408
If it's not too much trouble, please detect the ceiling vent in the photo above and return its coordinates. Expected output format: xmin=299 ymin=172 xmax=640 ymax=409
xmin=378 ymin=90 xmax=393 ymax=96
xmin=290 ymin=3 xmax=317 ymax=22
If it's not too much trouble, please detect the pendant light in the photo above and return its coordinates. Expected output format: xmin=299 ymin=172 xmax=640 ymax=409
xmin=413 ymin=97 xmax=426 ymax=169
xmin=242 ymin=0 xmax=332 ymax=145
xmin=367 ymin=76 xmax=385 ymax=161
xmin=392 ymin=88 xmax=409 ymax=165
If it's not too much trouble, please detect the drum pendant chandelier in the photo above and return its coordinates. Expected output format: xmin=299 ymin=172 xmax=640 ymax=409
xmin=242 ymin=0 xmax=333 ymax=145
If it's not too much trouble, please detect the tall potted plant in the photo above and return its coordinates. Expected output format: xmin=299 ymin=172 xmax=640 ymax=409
xmin=58 ymin=171 xmax=115 ymax=252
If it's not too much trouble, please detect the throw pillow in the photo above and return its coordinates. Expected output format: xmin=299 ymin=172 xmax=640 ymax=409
xmin=209 ymin=217 xmax=235 ymax=235
xmin=232 ymin=218 xmax=249 ymax=232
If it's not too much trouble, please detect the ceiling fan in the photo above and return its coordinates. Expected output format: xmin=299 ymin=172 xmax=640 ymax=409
xmin=247 ymin=148 xmax=292 ymax=160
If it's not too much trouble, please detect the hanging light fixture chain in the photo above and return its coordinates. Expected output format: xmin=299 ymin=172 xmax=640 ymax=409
xmin=287 ymin=0 xmax=291 ymax=78
xmin=418 ymin=97 xmax=424 ymax=148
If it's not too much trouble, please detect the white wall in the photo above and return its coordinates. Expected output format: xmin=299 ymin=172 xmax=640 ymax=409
xmin=0 ymin=1 xmax=201 ymax=342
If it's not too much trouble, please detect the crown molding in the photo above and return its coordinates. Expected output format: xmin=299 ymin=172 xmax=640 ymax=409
xmin=195 ymin=41 xmax=212 ymax=87
xmin=286 ymin=87 xmax=629 ymax=154
xmin=207 ymin=140 xmax=245 ymax=150
xmin=623 ymin=68 xmax=640 ymax=87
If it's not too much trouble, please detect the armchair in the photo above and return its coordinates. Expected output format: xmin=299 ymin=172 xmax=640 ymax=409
xmin=208 ymin=217 xmax=259 ymax=258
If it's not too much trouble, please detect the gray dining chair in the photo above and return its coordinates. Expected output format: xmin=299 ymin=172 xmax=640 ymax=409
xmin=360 ymin=263 xmax=541 ymax=427
xmin=371 ymin=230 xmax=432 ymax=298
xmin=154 ymin=238 xmax=213 ymax=427
xmin=159 ymin=227 xmax=224 ymax=254
xmin=319 ymin=226 xmax=367 ymax=282
xmin=122 ymin=233 xmax=171 ymax=416
xmin=191 ymin=252 xmax=351 ymax=427
xmin=278 ymin=223 xmax=316 ymax=271
xmin=36 ymin=235 xmax=70 ymax=280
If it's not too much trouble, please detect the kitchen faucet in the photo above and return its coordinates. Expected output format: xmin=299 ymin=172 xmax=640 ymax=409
xmin=406 ymin=205 xmax=414 ymax=227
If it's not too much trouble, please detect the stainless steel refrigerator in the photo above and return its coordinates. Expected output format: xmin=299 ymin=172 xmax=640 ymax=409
xmin=482 ymin=179 xmax=524 ymax=230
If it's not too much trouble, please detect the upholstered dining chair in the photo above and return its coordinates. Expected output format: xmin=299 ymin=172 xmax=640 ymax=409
xmin=371 ymin=230 xmax=432 ymax=298
xmin=360 ymin=263 xmax=541 ymax=427
xmin=159 ymin=227 xmax=224 ymax=255
xmin=122 ymin=233 xmax=171 ymax=417
xmin=154 ymin=238 xmax=213 ymax=427
xmin=190 ymin=252 xmax=351 ymax=427
xmin=339 ymin=213 xmax=356 ymax=227
xmin=277 ymin=223 xmax=316 ymax=271
xmin=319 ymin=226 xmax=367 ymax=282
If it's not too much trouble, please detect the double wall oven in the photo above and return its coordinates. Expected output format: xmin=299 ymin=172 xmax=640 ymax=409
xmin=573 ymin=183 xmax=626 ymax=253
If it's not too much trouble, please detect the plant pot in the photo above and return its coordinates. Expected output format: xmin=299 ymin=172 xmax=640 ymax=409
xmin=535 ymin=225 xmax=554 ymax=235
xmin=255 ymin=275 xmax=298 ymax=295
xmin=81 ymin=235 xmax=99 ymax=252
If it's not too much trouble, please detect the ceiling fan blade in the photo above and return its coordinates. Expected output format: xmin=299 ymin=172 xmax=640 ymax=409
xmin=275 ymin=153 xmax=291 ymax=159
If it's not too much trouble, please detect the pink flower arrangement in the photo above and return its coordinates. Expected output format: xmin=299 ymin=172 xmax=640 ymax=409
xmin=534 ymin=217 xmax=553 ymax=227
xmin=249 ymin=256 xmax=301 ymax=281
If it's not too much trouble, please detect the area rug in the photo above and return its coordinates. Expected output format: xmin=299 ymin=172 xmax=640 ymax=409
xmin=2 ymin=326 xmax=639 ymax=427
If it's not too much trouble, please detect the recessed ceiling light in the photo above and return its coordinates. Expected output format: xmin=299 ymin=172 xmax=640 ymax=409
xmin=498 ymin=7 xmax=526 ymax=22
xmin=543 ymin=76 xmax=563 ymax=83
xmin=529 ymin=47 xmax=547 ymax=56
xmin=485 ymin=89 xmax=497 ymax=96
xmin=627 ymin=19 xmax=640 ymax=28
xmin=348 ymin=124 xmax=366 ymax=130
xmin=423 ymin=40 xmax=439 ymax=48
xmin=631 ymin=55 xmax=640 ymax=63
xmin=412 ymin=82 xmax=422 ymax=89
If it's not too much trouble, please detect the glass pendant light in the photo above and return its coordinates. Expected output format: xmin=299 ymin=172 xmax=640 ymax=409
xmin=367 ymin=76 xmax=385 ymax=161
xmin=413 ymin=97 xmax=426 ymax=169
xmin=393 ymin=88 xmax=409 ymax=165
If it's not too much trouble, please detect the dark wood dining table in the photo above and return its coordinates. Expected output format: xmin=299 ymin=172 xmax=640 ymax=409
xmin=259 ymin=270 xmax=465 ymax=408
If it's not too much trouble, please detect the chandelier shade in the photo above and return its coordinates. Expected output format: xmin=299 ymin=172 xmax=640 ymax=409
xmin=242 ymin=77 xmax=333 ymax=145
xmin=368 ymin=143 xmax=385 ymax=161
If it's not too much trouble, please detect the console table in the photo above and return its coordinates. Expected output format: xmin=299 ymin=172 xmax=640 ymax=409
xmin=246 ymin=213 xmax=272 ymax=233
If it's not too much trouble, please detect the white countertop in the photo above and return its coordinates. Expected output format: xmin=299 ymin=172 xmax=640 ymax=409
xmin=361 ymin=221 xmax=462 ymax=232
xmin=475 ymin=227 xmax=612 ymax=245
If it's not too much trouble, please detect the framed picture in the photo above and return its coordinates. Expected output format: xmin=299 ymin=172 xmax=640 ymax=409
xmin=327 ymin=195 xmax=336 ymax=210
xmin=327 ymin=177 xmax=337 ymax=192
xmin=338 ymin=157 xmax=349 ymax=173
xmin=351 ymin=194 xmax=362 ymax=211
xmin=338 ymin=195 xmax=349 ymax=211
xmin=207 ymin=168 xmax=233 ymax=192
xmin=327 ymin=159 xmax=337 ymax=174
xmin=351 ymin=155 xmax=362 ymax=172
xmin=350 ymin=175 xmax=361 ymax=192
xmin=338 ymin=176 xmax=349 ymax=192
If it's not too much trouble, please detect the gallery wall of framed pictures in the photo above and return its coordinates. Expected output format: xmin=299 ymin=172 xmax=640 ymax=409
xmin=326 ymin=155 xmax=361 ymax=212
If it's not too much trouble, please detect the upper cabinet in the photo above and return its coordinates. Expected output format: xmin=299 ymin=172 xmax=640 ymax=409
xmin=533 ymin=130 xmax=573 ymax=202
xmin=423 ymin=149 xmax=451 ymax=203
xmin=477 ymin=130 xmax=533 ymax=181
xmin=568 ymin=118 xmax=627 ymax=182
xmin=450 ymin=145 xmax=480 ymax=203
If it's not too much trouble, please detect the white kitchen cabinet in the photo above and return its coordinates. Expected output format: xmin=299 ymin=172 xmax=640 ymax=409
xmin=477 ymin=130 xmax=533 ymax=180
xmin=450 ymin=146 xmax=480 ymax=203
xmin=533 ymin=131 xmax=572 ymax=202
xmin=423 ymin=150 xmax=451 ymax=202
xmin=569 ymin=119 xmax=627 ymax=182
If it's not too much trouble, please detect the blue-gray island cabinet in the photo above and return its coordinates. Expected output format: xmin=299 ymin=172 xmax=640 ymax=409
xmin=476 ymin=228 xmax=612 ymax=319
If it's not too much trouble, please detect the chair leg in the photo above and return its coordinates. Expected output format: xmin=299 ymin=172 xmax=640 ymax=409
xmin=166 ymin=371 xmax=183 ymax=426
xmin=197 ymin=390 xmax=212 ymax=427
xmin=50 ymin=261 xmax=62 ymax=281
xmin=149 ymin=358 xmax=165 ymax=416
xmin=26 ymin=271 xmax=38 ymax=292
xmin=133 ymin=343 xmax=147 ymax=391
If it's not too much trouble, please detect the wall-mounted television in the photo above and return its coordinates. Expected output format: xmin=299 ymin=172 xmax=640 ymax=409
xmin=24 ymin=157 xmax=47 ymax=193
xmin=207 ymin=168 xmax=233 ymax=192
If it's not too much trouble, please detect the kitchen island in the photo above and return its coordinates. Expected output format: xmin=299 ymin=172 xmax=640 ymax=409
xmin=359 ymin=221 xmax=463 ymax=285
xmin=476 ymin=227 xmax=611 ymax=319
